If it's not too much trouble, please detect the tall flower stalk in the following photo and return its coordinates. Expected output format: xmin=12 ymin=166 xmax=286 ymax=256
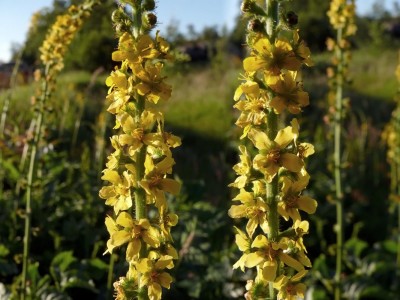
xmin=21 ymin=2 xmax=98 ymax=298
xmin=327 ymin=1 xmax=356 ymax=299
xmin=99 ymin=1 xmax=181 ymax=299
xmin=383 ymin=52 xmax=400 ymax=279
xmin=230 ymin=1 xmax=315 ymax=299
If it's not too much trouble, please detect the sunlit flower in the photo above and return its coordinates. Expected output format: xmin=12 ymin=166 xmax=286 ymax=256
xmin=273 ymin=270 xmax=308 ymax=300
xmin=243 ymin=37 xmax=302 ymax=75
xmin=248 ymin=127 xmax=303 ymax=182
xmin=244 ymin=235 xmax=304 ymax=282
xmin=229 ymin=189 xmax=269 ymax=237
xmin=109 ymin=212 xmax=160 ymax=260
xmin=136 ymin=256 xmax=174 ymax=300
xmin=267 ymin=72 xmax=309 ymax=114
xmin=278 ymin=173 xmax=317 ymax=221
xmin=140 ymin=156 xmax=181 ymax=211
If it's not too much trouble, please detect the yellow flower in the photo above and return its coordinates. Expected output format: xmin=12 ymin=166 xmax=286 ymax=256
xmin=229 ymin=189 xmax=268 ymax=237
xmin=244 ymin=235 xmax=304 ymax=282
xmin=110 ymin=212 xmax=160 ymax=260
xmin=140 ymin=156 xmax=181 ymax=211
xmin=232 ymin=227 xmax=252 ymax=271
xmin=243 ymin=37 xmax=302 ymax=75
xmin=292 ymin=31 xmax=313 ymax=67
xmin=99 ymin=168 xmax=136 ymax=214
xmin=234 ymin=81 xmax=268 ymax=127
xmin=278 ymin=173 xmax=317 ymax=221
xmin=230 ymin=145 xmax=252 ymax=189
xmin=291 ymin=119 xmax=315 ymax=159
xmin=159 ymin=212 xmax=178 ymax=240
xmin=267 ymin=72 xmax=309 ymax=114
xmin=133 ymin=62 xmax=172 ymax=104
xmin=248 ymin=127 xmax=303 ymax=182
xmin=105 ymin=68 xmax=133 ymax=114
xmin=136 ymin=256 xmax=174 ymax=300
xmin=112 ymin=33 xmax=159 ymax=65
xmin=273 ymin=270 xmax=308 ymax=300
xmin=117 ymin=112 xmax=161 ymax=157
xmin=104 ymin=216 xmax=118 ymax=254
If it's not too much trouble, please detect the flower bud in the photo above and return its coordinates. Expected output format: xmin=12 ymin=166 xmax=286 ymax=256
xmin=286 ymin=11 xmax=298 ymax=27
xmin=241 ymin=0 xmax=266 ymax=16
xmin=142 ymin=12 xmax=157 ymax=29
xmin=111 ymin=9 xmax=124 ymax=24
xmin=142 ymin=0 xmax=156 ymax=11
xmin=247 ymin=18 xmax=265 ymax=33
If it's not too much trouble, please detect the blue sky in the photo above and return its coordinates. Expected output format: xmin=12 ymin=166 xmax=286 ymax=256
xmin=0 ymin=0 xmax=397 ymax=62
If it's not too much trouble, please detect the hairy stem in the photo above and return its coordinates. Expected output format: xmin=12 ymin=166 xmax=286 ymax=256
xmin=334 ymin=26 xmax=344 ymax=300
xmin=265 ymin=0 xmax=279 ymax=298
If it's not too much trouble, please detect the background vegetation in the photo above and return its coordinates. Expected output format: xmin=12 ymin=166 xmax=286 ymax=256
xmin=1 ymin=0 xmax=400 ymax=299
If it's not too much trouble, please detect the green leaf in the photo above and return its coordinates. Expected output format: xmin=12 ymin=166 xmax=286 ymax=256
xmin=51 ymin=251 xmax=77 ymax=273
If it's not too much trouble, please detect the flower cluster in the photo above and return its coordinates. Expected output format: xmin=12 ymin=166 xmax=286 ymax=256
xmin=99 ymin=1 xmax=180 ymax=299
xmin=326 ymin=0 xmax=357 ymax=112
xmin=230 ymin=1 xmax=316 ymax=299
xmin=39 ymin=0 xmax=98 ymax=77
xmin=382 ymin=53 xmax=400 ymax=205
xmin=327 ymin=0 xmax=357 ymax=36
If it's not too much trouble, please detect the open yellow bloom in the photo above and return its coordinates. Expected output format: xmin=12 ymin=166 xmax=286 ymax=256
xmin=229 ymin=189 xmax=268 ymax=237
xmin=248 ymin=126 xmax=303 ymax=182
xmin=273 ymin=270 xmax=308 ymax=300
xmin=140 ymin=156 xmax=181 ymax=211
xmin=245 ymin=235 xmax=304 ymax=282
xmin=230 ymin=145 xmax=252 ymax=189
xmin=232 ymin=227 xmax=252 ymax=271
xmin=278 ymin=173 xmax=317 ymax=221
xmin=110 ymin=212 xmax=160 ymax=260
xmin=234 ymin=81 xmax=268 ymax=127
xmin=133 ymin=62 xmax=172 ymax=104
xmin=99 ymin=168 xmax=136 ymax=214
xmin=243 ymin=37 xmax=302 ymax=75
xmin=136 ymin=256 xmax=174 ymax=300
xmin=267 ymin=72 xmax=309 ymax=114
xmin=112 ymin=33 xmax=159 ymax=65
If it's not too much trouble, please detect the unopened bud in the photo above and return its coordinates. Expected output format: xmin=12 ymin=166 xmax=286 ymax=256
xmin=143 ymin=12 xmax=157 ymax=28
xmin=286 ymin=11 xmax=298 ymax=27
xmin=142 ymin=0 xmax=156 ymax=11
xmin=241 ymin=0 xmax=266 ymax=16
xmin=248 ymin=18 xmax=265 ymax=33
xmin=111 ymin=9 xmax=124 ymax=23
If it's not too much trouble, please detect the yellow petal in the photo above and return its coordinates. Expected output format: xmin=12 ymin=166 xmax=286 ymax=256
xmin=280 ymin=153 xmax=303 ymax=172
xmin=274 ymin=126 xmax=294 ymax=148
xmin=116 ymin=212 xmax=134 ymax=228
xmin=251 ymin=234 xmax=268 ymax=248
xmin=244 ymin=252 xmax=265 ymax=268
xmin=160 ymin=178 xmax=181 ymax=195
xmin=261 ymin=260 xmax=278 ymax=281
xmin=248 ymin=129 xmax=273 ymax=150
xmin=298 ymin=196 xmax=317 ymax=214
xmin=279 ymin=252 xmax=304 ymax=272
xmin=111 ymin=230 xmax=130 ymax=247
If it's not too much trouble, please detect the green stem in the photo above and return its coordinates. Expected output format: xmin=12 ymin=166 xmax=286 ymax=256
xmin=21 ymin=64 xmax=50 ymax=300
xmin=334 ymin=26 xmax=344 ymax=300
xmin=265 ymin=1 xmax=279 ymax=299
xmin=107 ymin=253 xmax=116 ymax=298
